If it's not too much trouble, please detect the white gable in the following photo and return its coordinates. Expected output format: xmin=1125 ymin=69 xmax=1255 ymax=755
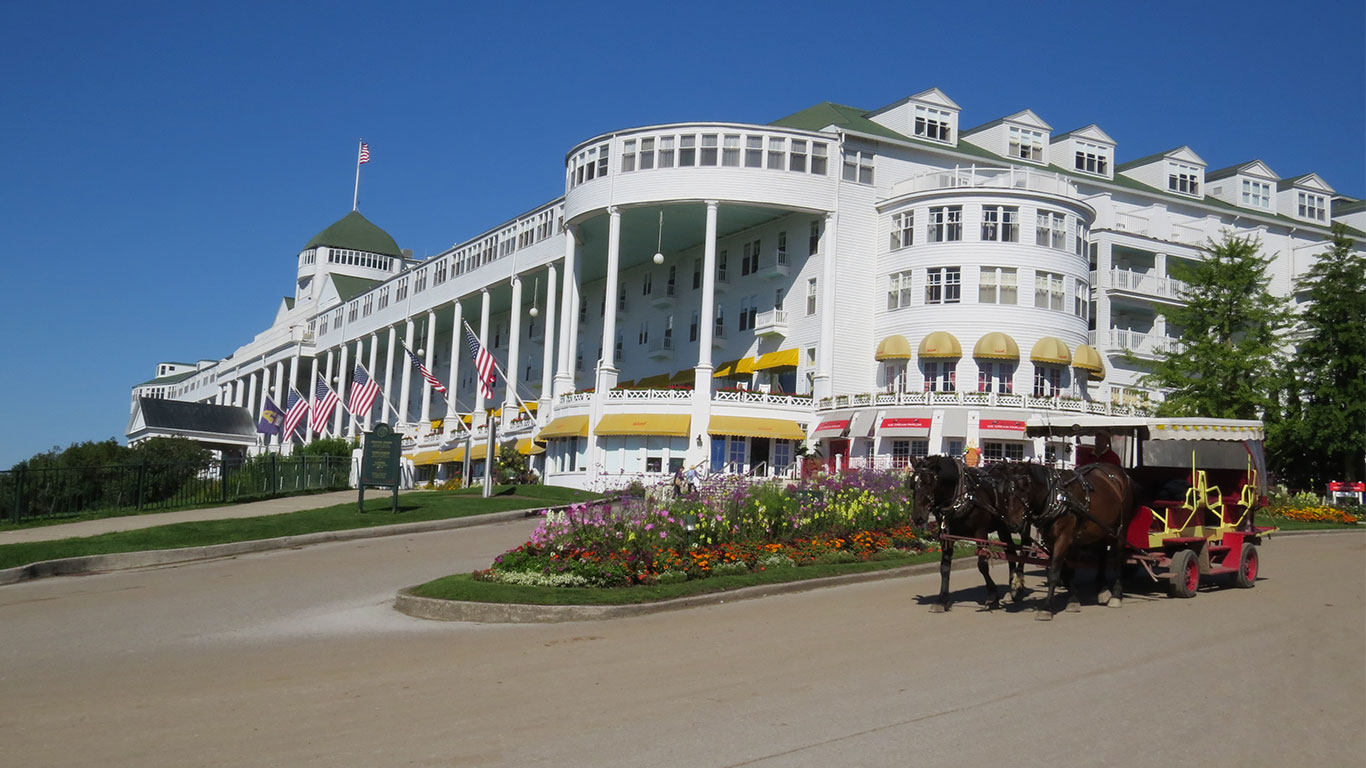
xmin=1056 ymin=124 xmax=1116 ymax=146
xmin=1237 ymin=160 xmax=1279 ymax=181
xmin=909 ymin=87 xmax=961 ymax=111
xmin=1164 ymin=146 xmax=1205 ymax=167
xmin=1003 ymin=109 xmax=1052 ymax=132
xmin=1288 ymin=173 xmax=1335 ymax=194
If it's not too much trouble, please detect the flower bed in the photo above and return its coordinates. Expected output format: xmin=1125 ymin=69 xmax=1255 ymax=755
xmin=472 ymin=469 xmax=931 ymax=588
xmin=1265 ymin=503 xmax=1361 ymax=525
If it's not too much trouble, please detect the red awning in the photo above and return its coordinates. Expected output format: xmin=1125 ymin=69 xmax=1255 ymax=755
xmin=878 ymin=415 xmax=931 ymax=438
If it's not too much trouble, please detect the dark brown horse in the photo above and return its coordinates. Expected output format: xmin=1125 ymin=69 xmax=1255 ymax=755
xmin=910 ymin=456 xmax=1028 ymax=612
xmin=999 ymin=462 xmax=1135 ymax=620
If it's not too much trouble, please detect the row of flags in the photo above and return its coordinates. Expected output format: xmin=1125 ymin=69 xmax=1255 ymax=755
xmin=255 ymin=326 xmax=498 ymax=442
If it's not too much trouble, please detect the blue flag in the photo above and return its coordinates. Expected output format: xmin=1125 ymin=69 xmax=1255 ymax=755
xmin=257 ymin=395 xmax=286 ymax=435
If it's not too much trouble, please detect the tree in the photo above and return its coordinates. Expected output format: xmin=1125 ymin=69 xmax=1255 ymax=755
xmin=1266 ymin=224 xmax=1366 ymax=488
xmin=1141 ymin=232 xmax=1292 ymax=419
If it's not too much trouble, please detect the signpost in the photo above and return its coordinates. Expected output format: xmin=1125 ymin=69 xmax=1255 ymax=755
xmin=358 ymin=422 xmax=401 ymax=513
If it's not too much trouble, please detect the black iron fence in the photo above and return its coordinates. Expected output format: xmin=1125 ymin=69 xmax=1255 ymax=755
xmin=1 ymin=455 xmax=353 ymax=524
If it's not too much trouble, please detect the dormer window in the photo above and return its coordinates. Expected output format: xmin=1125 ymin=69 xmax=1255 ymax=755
xmin=915 ymin=105 xmax=953 ymax=143
xmin=1298 ymin=191 xmax=1326 ymax=221
xmin=1009 ymin=126 xmax=1045 ymax=162
xmin=1241 ymin=180 xmax=1271 ymax=209
xmin=1073 ymin=141 xmax=1109 ymax=176
xmin=1168 ymin=162 xmax=1200 ymax=195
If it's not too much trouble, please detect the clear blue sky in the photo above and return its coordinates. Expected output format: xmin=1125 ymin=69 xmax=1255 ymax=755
xmin=2 ymin=0 xmax=1362 ymax=469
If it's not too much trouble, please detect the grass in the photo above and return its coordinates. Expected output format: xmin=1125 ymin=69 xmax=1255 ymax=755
xmin=409 ymin=549 xmax=949 ymax=605
xmin=0 ymin=484 xmax=599 ymax=571
xmin=0 ymin=486 xmax=348 ymax=532
xmin=1257 ymin=515 xmax=1363 ymax=531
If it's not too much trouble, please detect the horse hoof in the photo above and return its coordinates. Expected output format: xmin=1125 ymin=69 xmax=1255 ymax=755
xmin=1106 ymin=597 xmax=1123 ymax=609
xmin=1065 ymin=601 xmax=1081 ymax=613
xmin=1012 ymin=589 xmax=1028 ymax=604
xmin=985 ymin=599 xmax=1001 ymax=611
xmin=1097 ymin=590 xmax=1112 ymax=605
xmin=929 ymin=603 xmax=947 ymax=614
xmin=1035 ymin=610 xmax=1053 ymax=621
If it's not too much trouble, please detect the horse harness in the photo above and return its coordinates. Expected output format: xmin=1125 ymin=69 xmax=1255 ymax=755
xmin=1037 ymin=463 xmax=1119 ymax=537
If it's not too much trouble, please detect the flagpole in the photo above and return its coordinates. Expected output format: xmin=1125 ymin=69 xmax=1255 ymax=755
xmin=462 ymin=320 xmax=536 ymax=423
xmin=397 ymin=340 xmax=474 ymax=439
xmin=352 ymin=139 xmax=362 ymax=211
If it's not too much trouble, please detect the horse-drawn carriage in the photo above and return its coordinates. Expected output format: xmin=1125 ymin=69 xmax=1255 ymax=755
xmin=911 ymin=416 xmax=1273 ymax=619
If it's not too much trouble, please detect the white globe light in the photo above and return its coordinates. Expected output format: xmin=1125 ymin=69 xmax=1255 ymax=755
xmin=529 ymin=306 xmax=539 ymax=318
xmin=416 ymin=348 xmax=425 ymax=356
xmin=652 ymin=252 xmax=664 ymax=265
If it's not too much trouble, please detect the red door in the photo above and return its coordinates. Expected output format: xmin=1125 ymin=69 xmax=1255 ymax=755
xmin=828 ymin=439 xmax=850 ymax=473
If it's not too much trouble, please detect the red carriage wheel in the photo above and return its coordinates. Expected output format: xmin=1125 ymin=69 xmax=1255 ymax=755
xmin=1234 ymin=543 xmax=1259 ymax=588
xmin=1169 ymin=549 xmax=1199 ymax=599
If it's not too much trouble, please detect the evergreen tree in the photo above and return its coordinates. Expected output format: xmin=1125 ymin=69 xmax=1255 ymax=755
xmin=1141 ymin=232 xmax=1291 ymax=419
xmin=1266 ymin=224 xmax=1366 ymax=488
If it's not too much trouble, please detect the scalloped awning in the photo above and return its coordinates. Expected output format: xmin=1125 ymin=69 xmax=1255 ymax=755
xmin=1030 ymin=337 xmax=1071 ymax=365
xmin=918 ymin=331 xmax=962 ymax=359
xmin=972 ymin=332 xmax=1020 ymax=360
xmin=875 ymin=335 xmax=912 ymax=361
xmin=1072 ymin=344 xmax=1106 ymax=380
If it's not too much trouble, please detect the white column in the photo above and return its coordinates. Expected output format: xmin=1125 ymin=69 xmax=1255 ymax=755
xmin=554 ymin=227 xmax=578 ymax=397
xmin=420 ymin=311 xmax=437 ymax=425
xmin=382 ymin=325 xmax=397 ymax=424
xmin=365 ymin=333 xmax=379 ymax=431
xmin=505 ymin=275 xmax=523 ymax=426
xmin=446 ymin=301 xmax=463 ymax=437
xmin=286 ymin=355 xmax=300 ymax=453
xmin=306 ymin=356 xmax=319 ymax=441
xmin=234 ymin=378 xmax=245 ymax=407
xmin=399 ymin=319 xmax=415 ymax=428
xmin=690 ymin=200 xmax=720 ymax=467
xmin=348 ymin=338 xmax=364 ymax=437
xmin=596 ymin=206 xmax=622 ymax=391
xmin=814 ymin=211 xmax=838 ymax=400
xmin=333 ymin=343 xmax=349 ymax=437
xmin=539 ymin=263 xmax=558 ymax=417
xmin=476 ymin=289 xmax=492 ymax=413
xmin=245 ymin=372 xmax=258 ymax=417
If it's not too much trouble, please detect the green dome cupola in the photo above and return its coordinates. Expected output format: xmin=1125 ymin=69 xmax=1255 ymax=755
xmin=303 ymin=210 xmax=402 ymax=258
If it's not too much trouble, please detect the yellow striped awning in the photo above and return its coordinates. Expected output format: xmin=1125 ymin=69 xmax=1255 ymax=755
xmin=713 ymin=356 xmax=757 ymax=378
xmin=1030 ymin=337 xmax=1072 ymax=365
xmin=515 ymin=438 xmax=546 ymax=455
xmin=875 ymin=334 xmax=912 ymax=361
xmin=538 ymin=414 xmax=590 ymax=438
xmin=595 ymin=413 xmax=690 ymax=436
xmin=707 ymin=415 xmax=806 ymax=440
xmin=435 ymin=446 xmax=464 ymax=463
xmin=616 ymin=379 xmax=636 ymax=388
xmin=1071 ymin=344 xmax=1106 ymax=380
xmin=411 ymin=451 xmax=440 ymax=466
xmin=973 ymin=332 xmax=1020 ymax=360
xmin=470 ymin=443 xmax=488 ymax=461
xmin=635 ymin=372 xmax=672 ymax=388
xmin=753 ymin=348 xmax=799 ymax=371
xmin=668 ymin=369 xmax=695 ymax=385
xmin=918 ymin=331 xmax=962 ymax=359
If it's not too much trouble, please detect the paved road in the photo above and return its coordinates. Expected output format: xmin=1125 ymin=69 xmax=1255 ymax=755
xmin=1 ymin=524 xmax=1361 ymax=767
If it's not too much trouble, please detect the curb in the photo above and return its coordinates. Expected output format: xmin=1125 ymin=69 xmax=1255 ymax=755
xmin=0 ymin=507 xmax=551 ymax=587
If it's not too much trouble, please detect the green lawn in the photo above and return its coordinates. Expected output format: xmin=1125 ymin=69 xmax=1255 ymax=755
xmin=1257 ymin=515 xmax=1363 ymax=532
xmin=410 ymin=549 xmax=949 ymax=605
xmin=0 ymin=485 xmax=598 ymax=571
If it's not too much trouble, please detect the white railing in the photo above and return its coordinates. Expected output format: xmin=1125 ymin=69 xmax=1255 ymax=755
xmin=713 ymin=390 xmax=813 ymax=406
xmin=1091 ymin=328 xmax=1180 ymax=358
xmin=557 ymin=391 xmax=594 ymax=404
xmin=606 ymin=388 xmax=693 ymax=401
xmin=895 ymin=164 xmax=1079 ymax=199
xmin=1170 ymin=223 xmax=1208 ymax=245
xmin=1109 ymin=268 xmax=1188 ymax=300
xmin=1113 ymin=212 xmax=1150 ymax=234
xmin=816 ymin=390 xmax=1147 ymax=417
xmin=754 ymin=309 xmax=788 ymax=335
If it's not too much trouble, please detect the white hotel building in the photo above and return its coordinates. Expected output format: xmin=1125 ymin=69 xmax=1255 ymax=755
xmin=129 ymin=88 xmax=1363 ymax=488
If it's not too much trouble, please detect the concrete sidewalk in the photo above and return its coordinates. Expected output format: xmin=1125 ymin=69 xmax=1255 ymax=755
xmin=0 ymin=490 xmax=363 ymax=545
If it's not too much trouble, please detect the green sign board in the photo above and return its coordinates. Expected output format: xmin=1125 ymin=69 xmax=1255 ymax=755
xmin=360 ymin=423 xmax=401 ymax=487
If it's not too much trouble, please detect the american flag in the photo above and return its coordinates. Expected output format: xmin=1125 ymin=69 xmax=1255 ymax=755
xmin=281 ymin=387 xmax=309 ymax=441
xmin=358 ymin=142 xmax=370 ymax=164
xmin=309 ymin=373 xmax=339 ymax=434
xmin=347 ymin=363 xmax=381 ymax=418
xmin=466 ymin=326 xmax=498 ymax=401
xmin=405 ymin=348 xmax=447 ymax=395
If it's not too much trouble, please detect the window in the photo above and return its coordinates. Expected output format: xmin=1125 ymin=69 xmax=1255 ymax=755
xmin=1073 ymin=280 xmax=1090 ymax=320
xmin=716 ymin=249 xmax=728 ymax=283
xmin=396 ymin=277 xmax=408 ymax=302
xmin=1033 ymin=365 xmax=1063 ymax=397
xmin=924 ymin=361 xmax=956 ymax=392
xmin=774 ymin=287 xmax=784 ymax=310
xmin=348 ymin=301 xmax=358 ymax=322
xmin=928 ymin=206 xmax=962 ymax=242
xmin=1075 ymin=220 xmax=1088 ymax=256
xmin=693 ymin=257 xmax=702 ymax=290
xmin=809 ymin=219 xmax=821 ymax=254
xmin=890 ymin=211 xmax=914 ymax=249
xmin=700 ymin=133 xmax=718 ymax=166
xmin=1241 ymin=180 xmax=1271 ymax=209
xmin=722 ymin=134 xmax=741 ymax=166
xmin=1074 ymin=142 xmax=1109 ymax=176
xmin=741 ymin=239 xmax=760 ymax=275
xmin=807 ymin=278 xmax=817 ymax=315
xmin=433 ymin=259 xmax=447 ymax=285
xmin=981 ymin=205 xmax=1018 ymax=242
xmin=984 ymin=442 xmax=1025 ymax=461
xmin=738 ymin=296 xmax=752 ymax=331
xmin=914 ymin=105 xmax=952 ymax=142
xmin=745 ymin=136 xmax=763 ymax=167
xmin=979 ymin=267 xmax=1018 ymax=304
xmin=841 ymin=150 xmax=874 ymax=184
xmin=789 ymin=140 xmax=808 ymax=172
xmin=887 ymin=271 xmax=914 ymax=310
xmin=638 ymin=137 xmax=654 ymax=170
xmin=618 ymin=282 xmax=627 ymax=311
xmin=689 ymin=311 xmax=699 ymax=342
xmin=663 ymin=315 xmax=673 ymax=347
xmin=378 ymin=285 xmax=389 ymax=310
xmin=1168 ymin=163 xmax=1200 ymax=195
xmin=414 ymin=269 xmax=427 ymax=293
xmin=714 ymin=305 xmax=725 ymax=338
xmin=579 ymin=295 xmax=588 ymax=324
xmin=615 ymin=332 xmax=623 ymax=363
xmin=679 ymin=135 xmax=696 ymax=166
xmin=925 ymin=267 xmax=961 ymax=304
xmin=811 ymin=142 xmax=828 ymax=175
xmin=1298 ymin=191 xmax=1326 ymax=221
xmin=1008 ymin=126 xmax=1045 ymax=162
xmin=362 ymin=294 xmax=373 ymax=316
xmin=637 ymin=321 xmax=648 ymax=345
xmin=728 ymin=437 xmax=746 ymax=469
xmin=666 ymin=265 xmax=677 ymax=296
xmin=978 ymin=362 xmax=1015 ymax=393
xmin=641 ymin=272 xmax=653 ymax=296
xmin=1035 ymin=271 xmax=1065 ymax=311
xmin=767 ymin=137 xmax=785 ymax=170
xmin=658 ymin=136 xmax=675 ymax=167
xmin=1036 ymin=210 xmax=1066 ymax=249
xmin=774 ymin=440 xmax=792 ymax=471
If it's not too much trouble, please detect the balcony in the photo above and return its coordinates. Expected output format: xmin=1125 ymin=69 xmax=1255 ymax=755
xmin=648 ymin=336 xmax=675 ymax=361
xmin=761 ymin=252 xmax=789 ymax=279
xmin=649 ymin=283 xmax=677 ymax=309
xmin=891 ymin=164 xmax=1080 ymax=199
xmin=1106 ymin=268 xmax=1188 ymax=302
xmin=754 ymin=309 xmax=788 ymax=338
xmin=1090 ymin=329 xmax=1180 ymax=359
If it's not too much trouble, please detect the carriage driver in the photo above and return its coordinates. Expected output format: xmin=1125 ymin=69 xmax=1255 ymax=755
xmin=1076 ymin=430 xmax=1121 ymax=468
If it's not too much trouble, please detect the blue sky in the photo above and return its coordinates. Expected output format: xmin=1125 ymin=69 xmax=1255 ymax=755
xmin=2 ymin=0 xmax=1362 ymax=469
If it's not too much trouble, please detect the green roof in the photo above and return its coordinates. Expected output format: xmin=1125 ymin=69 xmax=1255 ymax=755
xmin=303 ymin=210 xmax=402 ymax=258
xmin=135 ymin=370 xmax=197 ymax=388
xmin=330 ymin=274 xmax=381 ymax=302
xmin=283 ymin=296 xmax=295 ymax=310
xmin=771 ymin=101 xmax=1001 ymax=161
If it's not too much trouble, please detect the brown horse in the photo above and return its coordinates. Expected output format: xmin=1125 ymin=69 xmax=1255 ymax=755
xmin=910 ymin=456 xmax=1028 ymax=612
xmin=999 ymin=462 xmax=1135 ymax=620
